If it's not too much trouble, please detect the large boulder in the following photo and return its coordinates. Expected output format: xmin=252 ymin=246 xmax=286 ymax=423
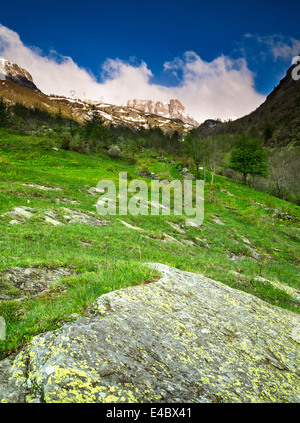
xmin=1 ymin=263 xmax=299 ymax=403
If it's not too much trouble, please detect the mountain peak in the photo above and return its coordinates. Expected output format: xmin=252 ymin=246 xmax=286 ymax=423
xmin=0 ymin=58 xmax=41 ymax=92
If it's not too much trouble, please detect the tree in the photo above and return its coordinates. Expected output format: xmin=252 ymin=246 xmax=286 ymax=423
xmin=83 ymin=106 xmax=106 ymax=150
xmin=0 ymin=97 xmax=9 ymax=127
xmin=263 ymin=122 xmax=275 ymax=143
xmin=184 ymin=129 xmax=210 ymax=180
xmin=147 ymin=127 xmax=165 ymax=152
xmin=167 ymin=130 xmax=181 ymax=155
xmin=228 ymin=135 xmax=269 ymax=184
xmin=207 ymin=135 xmax=229 ymax=184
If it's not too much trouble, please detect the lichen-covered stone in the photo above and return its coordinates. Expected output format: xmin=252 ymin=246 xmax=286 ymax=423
xmin=1 ymin=263 xmax=300 ymax=403
xmin=0 ymin=267 xmax=75 ymax=301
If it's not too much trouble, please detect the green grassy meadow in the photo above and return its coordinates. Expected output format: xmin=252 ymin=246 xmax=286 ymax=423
xmin=0 ymin=129 xmax=299 ymax=358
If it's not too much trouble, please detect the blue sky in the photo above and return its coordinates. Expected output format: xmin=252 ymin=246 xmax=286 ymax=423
xmin=0 ymin=0 xmax=299 ymax=122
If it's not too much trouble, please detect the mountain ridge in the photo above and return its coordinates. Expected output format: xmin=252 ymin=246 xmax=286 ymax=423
xmin=198 ymin=60 xmax=300 ymax=146
xmin=1 ymin=58 xmax=300 ymax=146
xmin=0 ymin=59 xmax=197 ymax=133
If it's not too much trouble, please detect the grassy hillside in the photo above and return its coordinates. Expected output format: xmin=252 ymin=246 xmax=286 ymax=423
xmin=197 ymin=63 xmax=300 ymax=205
xmin=0 ymin=80 xmax=73 ymax=119
xmin=0 ymin=128 xmax=299 ymax=358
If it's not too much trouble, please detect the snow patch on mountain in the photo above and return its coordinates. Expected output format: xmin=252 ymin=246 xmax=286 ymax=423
xmin=0 ymin=57 xmax=7 ymax=80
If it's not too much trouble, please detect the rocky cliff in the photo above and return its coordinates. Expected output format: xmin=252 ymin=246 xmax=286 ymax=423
xmin=0 ymin=58 xmax=41 ymax=92
xmin=127 ymin=99 xmax=198 ymax=126
xmin=1 ymin=263 xmax=299 ymax=403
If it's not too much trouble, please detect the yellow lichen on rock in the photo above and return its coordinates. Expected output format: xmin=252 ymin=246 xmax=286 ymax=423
xmin=1 ymin=263 xmax=300 ymax=403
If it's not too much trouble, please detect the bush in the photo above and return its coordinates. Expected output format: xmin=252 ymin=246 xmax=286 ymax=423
xmin=107 ymin=145 xmax=122 ymax=159
xmin=125 ymin=155 xmax=137 ymax=165
xmin=61 ymin=135 xmax=71 ymax=150
xmin=175 ymin=161 xmax=184 ymax=171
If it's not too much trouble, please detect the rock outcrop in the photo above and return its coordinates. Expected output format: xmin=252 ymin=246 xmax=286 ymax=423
xmin=0 ymin=267 xmax=75 ymax=302
xmin=127 ymin=99 xmax=198 ymax=126
xmin=0 ymin=58 xmax=41 ymax=92
xmin=1 ymin=263 xmax=299 ymax=403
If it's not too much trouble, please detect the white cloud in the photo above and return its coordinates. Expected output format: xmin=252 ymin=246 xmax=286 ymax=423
xmin=243 ymin=33 xmax=300 ymax=61
xmin=271 ymin=37 xmax=300 ymax=61
xmin=163 ymin=52 xmax=265 ymax=120
xmin=0 ymin=24 xmax=265 ymax=123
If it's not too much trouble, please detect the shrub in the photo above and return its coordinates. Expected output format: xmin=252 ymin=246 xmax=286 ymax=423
xmin=175 ymin=161 xmax=184 ymax=171
xmin=107 ymin=145 xmax=122 ymax=159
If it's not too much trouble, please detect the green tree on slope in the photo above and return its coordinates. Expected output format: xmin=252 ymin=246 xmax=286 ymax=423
xmin=184 ymin=129 xmax=210 ymax=179
xmin=228 ymin=135 xmax=269 ymax=184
